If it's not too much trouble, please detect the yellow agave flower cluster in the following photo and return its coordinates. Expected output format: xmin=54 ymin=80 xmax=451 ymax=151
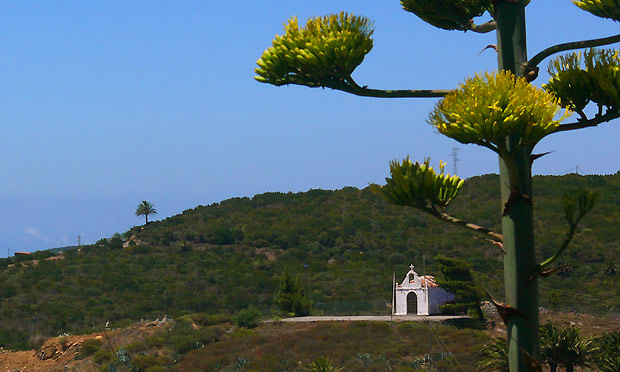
xmin=573 ymin=0 xmax=620 ymax=22
xmin=545 ymin=49 xmax=620 ymax=112
xmin=255 ymin=12 xmax=373 ymax=87
xmin=375 ymin=157 xmax=464 ymax=211
xmin=400 ymin=0 xmax=490 ymax=31
xmin=429 ymin=71 xmax=569 ymax=152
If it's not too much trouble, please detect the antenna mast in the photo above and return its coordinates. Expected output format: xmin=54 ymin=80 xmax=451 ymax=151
xmin=451 ymin=147 xmax=460 ymax=176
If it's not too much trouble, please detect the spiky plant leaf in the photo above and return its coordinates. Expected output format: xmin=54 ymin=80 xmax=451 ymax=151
xmin=563 ymin=191 xmax=578 ymax=226
xmin=374 ymin=157 xmax=463 ymax=213
xmin=545 ymin=52 xmax=592 ymax=112
xmin=540 ymin=322 xmax=593 ymax=372
xmin=563 ymin=189 xmax=599 ymax=225
xmin=476 ymin=337 xmax=509 ymax=372
xmin=429 ymin=71 xmax=569 ymax=152
xmin=593 ymin=329 xmax=620 ymax=370
xmin=400 ymin=0 xmax=491 ymax=31
xmin=545 ymin=48 xmax=620 ymax=111
xmin=576 ymin=189 xmax=600 ymax=221
xmin=302 ymin=356 xmax=343 ymax=372
xmin=601 ymin=355 xmax=620 ymax=372
xmin=573 ymin=0 xmax=620 ymax=22
xmin=255 ymin=12 xmax=373 ymax=88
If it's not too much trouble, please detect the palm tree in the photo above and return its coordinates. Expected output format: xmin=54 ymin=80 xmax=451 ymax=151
xmin=135 ymin=200 xmax=157 ymax=225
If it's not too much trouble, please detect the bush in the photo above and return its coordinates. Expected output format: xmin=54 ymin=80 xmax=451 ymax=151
xmin=132 ymin=354 xmax=171 ymax=370
xmin=273 ymin=271 xmax=311 ymax=316
xmin=146 ymin=323 xmax=222 ymax=355
xmin=187 ymin=312 xmax=232 ymax=327
xmin=78 ymin=338 xmax=103 ymax=358
xmin=235 ymin=306 xmax=262 ymax=329
xmin=0 ymin=326 xmax=29 ymax=350
xmin=145 ymin=366 xmax=169 ymax=372
xmin=92 ymin=349 xmax=114 ymax=364
xmin=29 ymin=334 xmax=47 ymax=350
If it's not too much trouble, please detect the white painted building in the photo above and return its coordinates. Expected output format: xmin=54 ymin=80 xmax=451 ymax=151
xmin=393 ymin=264 xmax=454 ymax=316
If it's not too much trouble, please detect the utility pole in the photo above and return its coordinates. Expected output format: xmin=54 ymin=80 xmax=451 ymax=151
xmin=423 ymin=256 xmax=428 ymax=306
xmin=424 ymin=255 xmax=431 ymax=371
xmin=391 ymin=271 xmax=395 ymax=321
xmin=304 ymin=263 xmax=309 ymax=315
xmin=428 ymin=321 xmax=432 ymax=371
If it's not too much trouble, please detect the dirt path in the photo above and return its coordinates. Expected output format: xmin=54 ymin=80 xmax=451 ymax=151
xmin=277 ymin=315 xmax=469 ymax=322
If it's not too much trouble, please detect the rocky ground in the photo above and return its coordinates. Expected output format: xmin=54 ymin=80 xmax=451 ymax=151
xmin=0 ymin=320 xmax=171 ymax=372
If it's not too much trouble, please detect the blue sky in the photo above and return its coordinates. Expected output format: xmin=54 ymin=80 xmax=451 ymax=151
xmin=1 ymin=1 xmax=619 ymax=254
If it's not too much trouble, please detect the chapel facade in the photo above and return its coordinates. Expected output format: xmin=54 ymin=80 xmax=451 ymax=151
xmin=393 ymin=264 xmax=454 ymax=316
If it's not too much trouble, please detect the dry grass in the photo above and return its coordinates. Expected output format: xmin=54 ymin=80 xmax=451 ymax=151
xmin=175 ymin=321 xmax=489 ymax=372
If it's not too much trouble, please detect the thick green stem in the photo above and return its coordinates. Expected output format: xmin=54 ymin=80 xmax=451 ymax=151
xmin=527 ymin=33 xmax=620 ymax=70
xmin=437 ymin=212 xmax=503 ymax=242
xmin=496 ymin=1 xmax=540 ymax=371
xmin=338 ymin=78 xmax=450 ymax=98
xmin=554 ymin=109 xmax=620 ymax=133
xmin=470 ymin=20 xmax=497 ymax=34
xmin=539 ymin=223 xmax=577 ymax=269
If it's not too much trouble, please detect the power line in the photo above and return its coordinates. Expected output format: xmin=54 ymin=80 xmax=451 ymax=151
xmin=423 ymin=319 xmax=465 ymax=372
xmin=341 ymin=321 xmax=470 ymax=372
xmin=471 ymin=268 xmax=619 ymax=304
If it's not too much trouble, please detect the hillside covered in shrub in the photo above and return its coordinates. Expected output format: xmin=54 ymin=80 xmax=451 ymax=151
xmin=0 ymin=172 xmax=619 ymax=349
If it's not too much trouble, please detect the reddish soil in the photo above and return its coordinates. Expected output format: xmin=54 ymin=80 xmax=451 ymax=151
xmin=0 ymin=321 xmax=170 ymax=372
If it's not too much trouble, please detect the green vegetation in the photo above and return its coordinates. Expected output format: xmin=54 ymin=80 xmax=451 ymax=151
xmin=302 ymin=356 xmax=343 ymax=372
xmin=255 ymin=1 xmax=620 ymax=370
xmin=39 ymin=318 xmax=491 ymax=371
xmin=540 ymin=321 xmax=591 ymax=372
xmin=592 ymin=328 xmax=620 ymax=371
xmin=477 ymin=337 xmax=509 ymax=372
xmin=175 ymin=321 xmax=488 ymax=371
xmin=0 ymin=173 xmax=619 ymax=351
xmin=478 ymin=322 xmax=620 ymax=372
xmin=234 ymin=306 xmax=262 ymax=329
xmin=92 ymin=319 xmax=228 ymax=371
xmin=434 ymin=255 xmax=483 ymax=318
xmin=274 ymin=271 xmax=311 ymax=317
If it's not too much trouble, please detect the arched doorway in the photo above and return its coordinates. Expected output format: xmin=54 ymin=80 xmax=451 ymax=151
xmin=407 ymin=292 xmax=418 ymax=314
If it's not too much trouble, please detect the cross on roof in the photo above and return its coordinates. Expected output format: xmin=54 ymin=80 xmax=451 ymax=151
xmin=410 ymin=264 xmax=415 ymax=272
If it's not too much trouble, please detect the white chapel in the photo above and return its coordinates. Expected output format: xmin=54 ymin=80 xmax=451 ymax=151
xmin=393 ymin=264 xmax=454 ymax=316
